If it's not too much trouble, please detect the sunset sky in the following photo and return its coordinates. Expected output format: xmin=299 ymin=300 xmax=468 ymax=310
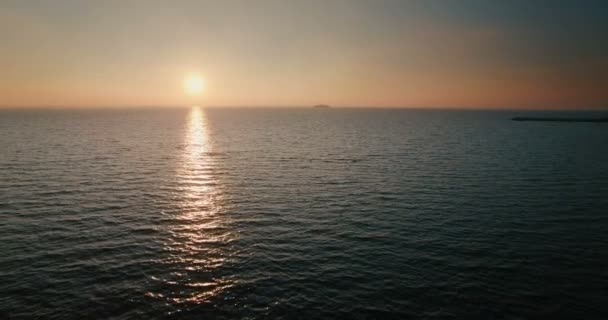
xmin=1 ymin=0 xmax=607 ymax=109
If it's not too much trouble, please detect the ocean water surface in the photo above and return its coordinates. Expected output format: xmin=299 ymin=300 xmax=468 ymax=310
xmin=1 ymin=107 xmax=608 ymax=319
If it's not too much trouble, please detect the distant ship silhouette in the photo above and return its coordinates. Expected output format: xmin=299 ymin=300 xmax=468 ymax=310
xmin=313 ymin=104 xmax=330 ymax=109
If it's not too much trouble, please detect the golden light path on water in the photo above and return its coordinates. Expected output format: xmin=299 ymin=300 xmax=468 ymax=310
xmin=151 ymin=106 xmax=235 ymax=308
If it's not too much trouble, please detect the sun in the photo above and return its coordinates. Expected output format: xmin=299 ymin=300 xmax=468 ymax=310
xmin=183 ymin=74 xmax=205 ymax=96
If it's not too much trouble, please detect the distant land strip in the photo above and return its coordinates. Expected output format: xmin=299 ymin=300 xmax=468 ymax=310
xmin=512 ymin=116 xmax=608 ymax=123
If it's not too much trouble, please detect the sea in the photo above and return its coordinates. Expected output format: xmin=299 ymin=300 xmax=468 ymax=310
xmin=1 ymin=107 xmax=607 ymax=319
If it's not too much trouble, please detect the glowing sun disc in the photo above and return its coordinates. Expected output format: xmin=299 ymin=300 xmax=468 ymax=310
xmin=184 ymin=75 xmax=205 ymax=95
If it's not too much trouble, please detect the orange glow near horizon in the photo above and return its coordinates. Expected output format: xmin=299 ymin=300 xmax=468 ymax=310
xmin=1 ymin=1 xmax=607 ymax=110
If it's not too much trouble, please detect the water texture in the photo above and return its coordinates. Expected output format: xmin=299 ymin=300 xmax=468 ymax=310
xmin=1 ymin=108 xmax=607 ymax=319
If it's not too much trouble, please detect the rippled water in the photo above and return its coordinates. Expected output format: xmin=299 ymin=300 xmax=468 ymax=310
xmin=1 ymin=107 xmax=608 ymax=319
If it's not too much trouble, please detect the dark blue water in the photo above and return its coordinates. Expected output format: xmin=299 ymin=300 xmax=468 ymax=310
xmin=1 ymin=107 xmax=608 ymax=319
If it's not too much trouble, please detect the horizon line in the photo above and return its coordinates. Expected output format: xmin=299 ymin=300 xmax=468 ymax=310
xmin=1 ymin=105 xmax=607 ymax=111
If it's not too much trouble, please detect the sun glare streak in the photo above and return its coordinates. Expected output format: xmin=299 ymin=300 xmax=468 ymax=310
xmin=148 ymin=106 xmax=235 ymax=306
xmin=185 ymin=106 xmax=210 ymax=170
xmin=178 ymin=105 xmax=226 ymax=241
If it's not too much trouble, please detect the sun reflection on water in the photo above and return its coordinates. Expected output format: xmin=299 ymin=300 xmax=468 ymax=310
xmin=181 ymin=106 xmax=217 ymax=214
xmin=148 ymin=106 xmax=235 ymax=308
